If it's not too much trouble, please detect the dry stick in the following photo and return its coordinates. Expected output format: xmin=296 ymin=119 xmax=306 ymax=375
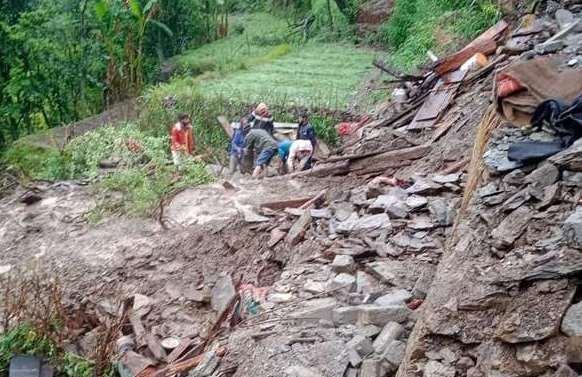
xmin=299 ymin=189 xmax=327 ymax=210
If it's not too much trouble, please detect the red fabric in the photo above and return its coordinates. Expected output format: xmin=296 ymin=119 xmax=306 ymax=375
xmin=497 ymin=74 xmax=525 ymax=98
xmin=337 ymin=122 xmax=353 ymax=136
xmin=171 ymin=123 xmax=194 ymax=153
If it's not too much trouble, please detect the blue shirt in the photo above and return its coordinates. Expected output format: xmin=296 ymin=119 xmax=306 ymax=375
xmin=229 ymin=128 xmax=245 ymax=157
xmin=278 ymin=140 xmax=292 ymax=160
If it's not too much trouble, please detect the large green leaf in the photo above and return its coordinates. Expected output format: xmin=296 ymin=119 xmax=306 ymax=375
xmin=149 ymin=20 xmax=173 ymax=37
xmin=94 ymin=0 xmax=109 ymax=21
xmin=128 ymin=0 xmax=142 ymax=19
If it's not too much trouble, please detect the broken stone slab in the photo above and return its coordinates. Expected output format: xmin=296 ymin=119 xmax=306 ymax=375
xmin=310 ymin=208 xmax=331 ymax=219
xmin=555 ymin=9 xmax=582 ymax=32
xmin=333 ymin=201 xmax=355 ymax=221
xmin=353 ymin=214 xmax=392 ymax=234
xmin=412 ymin=268 xmax=435 ymax=299
xmin=555 ymin=364 xmax=578 ymax=377
xmin=346 ymin=335 xmax=374 ymax=367
xmin=406 ymin=195 xmax=428 ymax=210
xmin=350 ymin=187 xmax=370 ymax=206
xmin=491 ymin=206 xmax=534 ymax=249
xmin=406 ymin=178 xmax=443 ymax=195
xmin=375 ymin=290 xmax=411 ymax=307
xmin=358 ymin=325 xmax=382 ymax=338
xmin=373 ymin=322 xmax=404 ymax=354
xmin=423 ymin=360 xmax=455 ymax=377
xmin=358 ymin=304 xmax=410 ymax=326
xmin=119 ymin=351 xmax=155 ymax=377
xmin=563 ymin=170 xmax=582 ymax=187
xmin=286 ymin=210 xmax=313 ymax=245
xmin=356 ymin=271 xmax=380 ymax=295
xmin=502 ymin=189 xmax=531 ymax=212
xmin=237 ymin=204 xmax=270 ymax=223
xmin=292 ymin=298 xmax=337 ymax=323
xmin=330 ymin=273 xmax=356 ymax=292
xmin=484 ymin=146 xmax=523 ymax=173
xmin=211 ymin=274 xmax=235 ymax=314
xmin=360 ymin=358 xmax=387 ymax=377
xmin=285 ymin=366 xmax=324 ymax=377
xmin=391 ymin=232 xmax=437 ymax=252
xmin=429 ymin=198 xmax=456 ymax=227
xmin=550 ymin=138 xmax=582 ymax=171
xmin=0 ymin=265 xmax=12 ymax=275
xmin=431 ymin=173 xmax=461 ymax=185
xmin=331 ymin=255 xmax=355 ymax=274
xmin=408 ymin=216 xmax=435 ymax=231
xmin=268 ymin=228 xmax=287 ymax=248
xmin=369 ymin=194 xmax=409 ymax=219
xmin=381 ymin=340 xmax=406 ymax=372
xmin=535 ymin=40 xmax=565 ymax=54
xmin=563 ymin=207 xmax=582 ymax=249
xmin=303 ymin=280 xmax=328 ymax=295
xmin=366 ymin=260 xmax=400 ymax=284
xmin=524 ymin=162 xmax=560 ymax=188
xmin=561 ymin=301 xmax=582 ymax=336
xmin=185 ymin=287 xmax=211 ymax=304
xmin=332 ymin=306 xmax=360 ymax=325
xmin=336 ymin=213 xmax=360 ymax=234
xmin=188 ymin=347 xmax=220 ymax=377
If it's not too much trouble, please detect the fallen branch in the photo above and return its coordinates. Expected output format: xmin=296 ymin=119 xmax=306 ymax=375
xmin=372 ymin=60 xmax=425 ymax=82
xmin=299 ymin=189 xmax=327 ymax=210
xmin=152 ymin=347 xmax=227 ymax=377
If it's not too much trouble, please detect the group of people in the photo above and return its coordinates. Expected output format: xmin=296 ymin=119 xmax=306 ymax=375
xmin=170 ymin=103 xmax=317 ymax=178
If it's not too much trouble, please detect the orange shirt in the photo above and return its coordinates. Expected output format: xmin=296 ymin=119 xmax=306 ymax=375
xmin=170 ymin=123 xmax=194 ymax=154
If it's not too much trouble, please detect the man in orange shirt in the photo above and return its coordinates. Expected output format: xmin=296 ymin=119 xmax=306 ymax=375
xmin=170 ymin=113 xmax=195 ymax=170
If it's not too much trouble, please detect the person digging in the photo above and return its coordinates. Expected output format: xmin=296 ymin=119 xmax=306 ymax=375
xmin=286 ymin=139 xmax=313 ymax=173
xmin=244 ymin=128 xmax=278 ymax=178
xmin=170 ymin=113 xmax=195 ymax=173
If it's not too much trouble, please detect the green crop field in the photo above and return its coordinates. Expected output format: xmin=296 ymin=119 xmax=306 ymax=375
xmin=197 ymin=43 xmax=377 ymax=110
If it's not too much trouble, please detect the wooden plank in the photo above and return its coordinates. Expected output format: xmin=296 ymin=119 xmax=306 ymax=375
xmin=429 ymin=113 xmax=462 ymax=144
xmin=260 ymin=197 xmax=313 ymax=211
xmin=348 ymin=144 xmax=431 ymax=172
xmin=434 ymin=20 xmax=508 ymax=75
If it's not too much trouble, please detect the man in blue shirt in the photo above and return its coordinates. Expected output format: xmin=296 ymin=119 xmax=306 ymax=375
xmin=296 ymin=111 xmax=317 ymax=169
xmin=228 ymin=119 xmax=246 ymax=175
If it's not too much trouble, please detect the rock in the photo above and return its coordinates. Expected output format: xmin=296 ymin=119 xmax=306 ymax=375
xmin=330 ymin=273 xmax=356 ymax=292
xmin=391 ymin=232 xmax=436 ymax=251
xmin=502 ymin=189 xmax=531 ymax=212
xmin=356 ymin=271 xmax=379 ymax=295
xmin=353 ymin=214 xmax=391 ymax=234
xmin=563 ymin=207 xmax=582 ymax=249
xmin=563 ymin=170 xmax=582 ymax=187
xmin=211 ymin=274 xmax=235 ymax=313
xmin=99 ymin=158 xmax=120 ymax=169
xmin=504 ymin=37 xmax=531 ymax=54
xmin=358 ymin=325 xmax=382 ymax=338
xmin=431 ymin=173 xmax=460 ymax=184
xmin=566 ymin=336 xmax=582 ymax=364
xmin=292 ymin=298 xmax=337 ymax=323
xmin=351 ymin=187 xmax=369 ymax=206
xmin=381 ymin=340 xmax=406 ymax=371
xmin=550 ymin=138 xmax=582 ymax=171
xmin=535 ymin=183 xmax=560 ymax=210
xmin=373 ymin=322 xmax=404 ymax=354
xmin=491 ymin=206 xmax=533 ymax=248
xmin=412 ymin=268 xmax=435 ymax=299
xmin=561 ymin=302 xmax=582 ymax=336
xmin=346 ymin=335 xmax=374 ymax=366
xmin=515 ymin=337 xmax=567 ymax=373
xmin=358 ymin=304 xmax=410 ymax=326
xmin=333 ymin=202 xmax=355 ymax=221
xmin=369 ymin=194 xmax=409 ymax=219
xmin=268 ymin=228 xmax=287 ymax=248
xmin=269 ymin=293 xmax=294 ymax=303
xmin=484 ymin=146 xmax=523 ymax=173
xmin=119 ymin=351 xmax=155 ymax=377
xmin=406 ymin=178 xmax=442 ymax=195
xmin=555 ymin=9 xmax=576 ymax=30
xmin=332 ymin=306 xmax=360 ymax=325
xmin=456 ymin=356 xmax=474 ymax=372
xmin=360 ymin=358 xmax=387 ymax=377
xmin=285 ymin=366 xmax=324 ymax=377
xmin=408 ymin=216 xmax=435 ymax=231
xmin=406 ymin=195 xmax=428 ymax=209
xmin=524 ymin=163 xmax=560 ymax=187
xmin=428 ymin=198 xmax=455 ymax=227
xmin=345 ymin=368 xmax=358 ymax=377
xmin=133 ymin=294 xmax=152 ymax=317
xmin=568 ymin=57 xmax=580 ymax=67
xmin=286 ymin=210 xmax=312 ymax=245
xmin=535 ymin=40 xmax=565 ymax=54
xmin=555 ymin=364 xmax=578 ymax=377
xmin=19 ymin=192 xmax=42 ymax=205
xmin=238 ymin=205 xmax=270 ymax=223
xmin=439 ymin=348 xmax=457 ymax=364
xmin=366 ymin=261 xmax=400 ymax=284
xmin=331 ymin=255 xmax=355 ymax=274
xmin=185 ymin=288 xmax=211 ymax=304
xmin=79 ymin=328 xmax=100 ymax=357
xmin=310 ymin=208 xmax=331 ymax=219
xmin=0 ymin=265 xmax=12 ymax=275
xmin=303 ymin=280 xmax=327 ymax=294
xmin=423 ymin=360 xmax=456 ymax=377
xmin=336 ymin=213 xmax=360 ymax=234
xmin=375 ymin=290 xmax=411 ymax=307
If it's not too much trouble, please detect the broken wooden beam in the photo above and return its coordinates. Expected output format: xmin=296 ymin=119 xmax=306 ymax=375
xmin=348 ymin=144 xmax=431 ymax=173
xmin=260 ymin=197 xmax=313 ymax=211
xmin=286 ymin=210 xmax=312 ymax=245
xmin=152 ymin=347 xmax=227 ymax=377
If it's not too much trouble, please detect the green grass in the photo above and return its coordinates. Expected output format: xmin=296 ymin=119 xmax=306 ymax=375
xmin=198 ymin=43 xmax=376 ymax=109
xmin=378 ymin=0 xmax=502 ymax=72
xmin=174 ymin=13 xmax=292 ymax=75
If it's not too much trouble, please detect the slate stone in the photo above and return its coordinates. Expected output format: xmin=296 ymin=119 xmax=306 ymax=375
xmin=563 ymin=207 xmax=582 ymax=249
xmin=369 ymin=194 xmax=409 ymax=219
xmin=211 ymin=274 xmax=235 ymax=313
xmin=406 ymin=195 xmax=428 ymax=209
xmin=550 ymin=138 xmax=582 ymax=171
xmin=375 ymin=290 xmax=411 ymax=307
xmin=429 ymin=198 xmax=455 ymax=227
xmin=408 ymin=216 xmax=435 ymax=231
xmin=310 ymin=208 xmax=331 ymax=219
xmin=346 ymin=335 xmax=374 ymax=365
xmin=491 ymin=206 xmax=534 ymax=248
xmin=412 ymin=268 xmax=435 ymax=299
xmin=336 ymin=213 xmax=360 ymax=234
xmin=524 ymin=163 xmax=560 ymax=187
xmin=562 ymin=302 xmax=582 ymax=336
xmin=331 ymin=273 xmax=356 ymax=292
xmin=358 ymin=304 xmax=410 ymax=326
xmin=359 ymin=358 xmax=386 ymax=377
xmin=381 ymin=340 xmax=406 ymax=371
xmin=392 ymin=232 xmax=436 ymax=251
xmin=563 ymin=170 xmax=582 ymax=187
xmin=351 ymin=214 xmax=391 ymax=235
xmin=286 ymin=210 xmax=312 ymax=245
xmin=334 ymin=201 xmax=355 ymax=221
xmin=331 ymin=255 xmax=355 ymax=273
xmin=423 ymin=361 xmax=455 ymax=377
xmin=373 ymin=322 xmax=404 ymax=354
xmin=292 ymin=298 xmax=338 ymax=323
xmin=406 ymin=178 xmax=442 ymax=195
xmin=535 ymin=40 xmax=565 ymax=54
xmin=285 ymin=366 xmax=324 ymax=377
xmin=431 ymin=173 xmax=460 ymax=184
